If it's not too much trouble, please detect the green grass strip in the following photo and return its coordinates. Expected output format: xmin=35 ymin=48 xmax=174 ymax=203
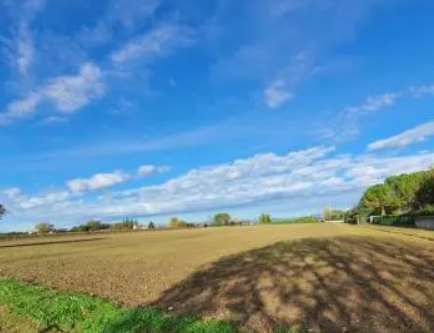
xmin=0 ymin=278 xmax=235 ymax=333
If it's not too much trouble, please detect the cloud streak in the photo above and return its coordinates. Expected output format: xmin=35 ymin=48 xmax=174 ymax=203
xmin=0 ymin=62 xmax=104 ymax=125
xmin=368 ymin=120 xmax=434 ymax=151
xmin=319 ymin=83 xmax=434 ymax=142
xmin=111 ymin=24 xmax=194 ymax=64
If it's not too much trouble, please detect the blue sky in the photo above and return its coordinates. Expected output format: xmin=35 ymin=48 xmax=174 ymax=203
xmin=1 ymin=0 xmax=434 ymax=231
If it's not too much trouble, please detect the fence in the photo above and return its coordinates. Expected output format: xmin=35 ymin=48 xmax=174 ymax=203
xmin=371 ymin=215 xmax=415 ymax=227
xmin=415 ymin=216 xmax=434 ymax=230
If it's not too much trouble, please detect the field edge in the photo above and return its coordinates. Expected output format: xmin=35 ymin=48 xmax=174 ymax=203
xmin=0 ymin=278 xmax=236 ymax=333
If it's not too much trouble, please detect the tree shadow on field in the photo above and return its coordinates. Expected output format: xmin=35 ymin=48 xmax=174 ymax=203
xmin=0 ymin=237 xmax=104 ymax=248
xmin=368 ymin=227 xmax=434 ymax=243
xmin=154 ymin=236 xmax=434 ymax=333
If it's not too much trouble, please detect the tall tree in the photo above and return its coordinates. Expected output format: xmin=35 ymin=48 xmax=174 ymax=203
xmin=0 ymin=204 xmax=5 ymax=219
xmin=385 ymin=171 xmax=427 ymax=213
xmin=357 ymin=168 xmax=433 ymax=216
xmin=258 ymin=213 xmax=272 ymax=224
xmin=359 ymin=184 xmax=399 ymax=216
xmin=213 ymin=213 xmax=231 ymax=226
xmin=168 ymin=217 xmax=186 ymax=228
xmin=323 ymin=208 xmax=346 ymax=221
xmin=413 ymin=170 xmax=434 ymax=210
xmin=35 ymin=223 xmax=55 ymax=234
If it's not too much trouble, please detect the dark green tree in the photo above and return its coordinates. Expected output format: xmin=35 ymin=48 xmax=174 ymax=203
xmin=258 ymin=213 xmax=272 ymax=224
xmin=384 ymin=171 xmax=427 ymax=213
xmin=323 ymin=208 xmax=346 ymax=221
xmin=168 ymin=217 xmax=187 ymax=228
xmin=413 ymin=170 xmax=434 ymax=210
xmin=0 ymin=204 xmax=5 ymax=219
xmin=356 ymin=168 xmax=434 ymax=216
xmin=35 ymin=223 xmax=55 ymax=234
xmin=359 ymin=184 xmax=400 ymax=215
xmin=213 ymin=213 xmax=231 ymax=226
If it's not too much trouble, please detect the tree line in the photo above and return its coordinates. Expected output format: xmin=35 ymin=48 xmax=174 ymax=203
xmin=348 ymin=168 xmax=434 ymax=220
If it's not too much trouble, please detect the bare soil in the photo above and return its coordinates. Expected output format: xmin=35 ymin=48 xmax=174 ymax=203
xmin=1 ymin=224 xmax=433 ymax=332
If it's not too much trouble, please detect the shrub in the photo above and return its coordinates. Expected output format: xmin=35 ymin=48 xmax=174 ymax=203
xmin=0 ymin=204 xmax=6 ymax=219
xmin=71 ymin=220 xmax=110 ymax=232
xmin=213 ymin=213 xmax=231 ymax=226
xmin=415 ymin=204 xmax=434 ymax=216
xmin=168 ymin=217 xmax=187 ymax=229
xmin=35 ymin=223 xmax=55 ymax=234
xmin=258 ymin=214 xmax=272 ymax=224
xmin=273 ymin=216 xmax=318 ymax=224
xmin=112 ymin=218 xmax=138 ymax=231
xmin=323 ymin=208 xmax=346 ymax=221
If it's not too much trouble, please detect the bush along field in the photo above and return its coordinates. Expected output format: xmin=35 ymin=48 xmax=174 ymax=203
xmin=0 ymin=279 xmax=235 ymax=333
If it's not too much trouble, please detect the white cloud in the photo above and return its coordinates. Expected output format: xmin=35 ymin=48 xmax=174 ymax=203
xmin=318 ymin=82 xmax=434 ymax=142
xmin=2 ymin=188 xmax=70 ymax=210
xmin=368 ymin=121 xmax=434 ymax=151
xmin=0 ymin=62 xmax=104 ymax=125
xmin=6 ymin=145 xmax=434 ymax=229
xmin=90 ymin=148 xmax=434 ymax=219
xmin=263 ymin=52 xmax=315 ymax=108
xmin=67 ymin=170 xmax=130 ymax=193
xmin=264 ymin=80 xmax=294 ymax=108
xmin=108 ymin=0 xmax=160 ymax=29
xmin=43 ymin=62 xmax=105 ymax=112
xmin=111 ymin=24 xmax=194 ymax=64
xmin=409 ymin=84 xmax=434 ymax=98
xmin=345 ymin=93 xmax=399 ymax=115
xmin=16 ymin=23 xmax=34 ymax=75
xmin=79 ymin=0 xmax=160 ymax=46
xmin=1 ymin=0 xmax=45 ymax=74
xmin=40 ymin=116 xmax=69 ymax=125
xmin=0 ymin=92 xmax=42 ymax=124
xmin=318 ymin=92 xmax=401 ymax=141
xmin=137 ymin=164 xmax=169 ymax=177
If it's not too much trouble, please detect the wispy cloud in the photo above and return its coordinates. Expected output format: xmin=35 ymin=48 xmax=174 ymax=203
xmin=111 ymin=24 xmax=194 ymax=65
xmin=1 ymin=187 xmax=71 ymax=210
xmin=210 ymin=1 xmax=382 ymax=109
xmin=1 ymin=0 xmax=46 ymax=75
xmin=15 ymin=23 xmax=34 ymax=75
xmin=264 ymin=80 xmax=294 ymax=108
xmin=107 ymin=0 xmax=160 ymax=29
xmin=0 ymin=62 xmax=104 ymax=125
xmin=368 ymin=120 xmax=434 ymax=151
xmin=319 ymin=83 xmax=434 ymax=142
xmin=78 ymin=0 xmax=161 ymax=46
xmin=264 ymin=52 xmax=315 ymax=108
xmin=409 ymin=84 xmax=434 ymax=98
xmin=42 ymin=62 xmax=105 ymax=112
xmin=2 ymin=125 xmax=224 ymax=165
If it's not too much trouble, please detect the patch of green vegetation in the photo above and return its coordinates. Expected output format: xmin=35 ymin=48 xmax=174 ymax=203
xmin=272 ymin=216 xmax=319 ymax=224
xmin=0 ymin=305 xmax=42 ymax=333
xmin=274 ymin=326 xmax=308 ymax=333
xmin=356 ymin=168 xmax=434 ymax=216
xmin=0 ymin=279 xmax=235 ymax=333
